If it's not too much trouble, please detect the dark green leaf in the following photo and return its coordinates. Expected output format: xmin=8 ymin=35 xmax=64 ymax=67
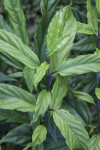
xmin=0 ymin=124 xmax=32 ymax=146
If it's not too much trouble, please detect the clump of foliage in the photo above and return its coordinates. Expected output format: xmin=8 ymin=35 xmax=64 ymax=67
xmin=0 ymin=0 xmax=100 ymax=150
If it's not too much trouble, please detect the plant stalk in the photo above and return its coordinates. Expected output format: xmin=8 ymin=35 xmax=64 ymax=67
xmin=96 ymin=21 xmax=100 ymax=121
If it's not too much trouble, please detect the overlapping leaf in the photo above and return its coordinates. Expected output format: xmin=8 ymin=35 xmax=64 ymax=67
xmin=24 ymin=125 xmax=47 ymax=149
xmin=0 ymin=84 xmax=36 ymax=112
xmin=34 ymin=0 xmax=59 ymax=59
xmin=53 ymin=109 xmax=89 ymax=150
xmin=50 ymin=75 xmax=68 ymax=110
xmin=32 ymin=90 xmax=51 ymax=123
xmin=0 ymin=29 xmax=40 ymax=69
xmin=47 ymin=5 xmax=77 ymax=72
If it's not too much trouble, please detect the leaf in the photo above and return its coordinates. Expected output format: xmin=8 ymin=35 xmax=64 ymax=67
xmin=50 ymin=75 xmax=68 ymax=110
xmin=58 ymin=54 xmax=100 ymax=76
xmin=3 ymin=0 xmax=29 ymax=45
xmin=46 ymin=5 xmax=73 ymax=57
xmin=0 ymin=29 xmax=40 ymax=69
xmin=45 ymin=137 xmax=69 ymax=150
xmin=34 ymin=62 xmax=49 ymax=89
xmin=0 ymin=72 xmax=16 ymax=82
xmin=0 ymin=84 xmax=36 ymax=104
xmin=24 ymin=125 xmax=47 ymax=149
xmin=53 ymin=109 xmax=89 ymax=150
xmin=49 ymin=5 xmax=77 ymax=72
xmin=7 ymin=72 xmax=23 ymax=78
xmin=32 ymin=90 xmax=51 ymax=123
xmin=0 ymin=52 xmax=24 ymax=70
xmin=0 ymin=110 xmax=29 ymax=124
xmin=0 ymin=97 xmax=35 ymax=112
xmin=77 ymin=22 xmax=94 ymax=35
xmin=0 ymin=15 xmax=12 ymax=32
xmin=72 ymin=91 xmax=95 ymax=104
xmin=23 ymin=66 xmax=35 ymax=92
xmin=62 ymin=100 xmax=92 ymax=126
xmin=0 ymin=124 xmax=32 ymax=146
xmin=87 ymin=0 xmax=98 ymax=35
xmin=74 ymin=100 xmax=92 ymax=125
xmin=34 ymin=0 xmax=59 ymax=59
xmin=96 ymin=0 xmax=100 ymax=17
xmin=0 ymin=84 xmax=36 ymax=112
xmin=95 ymin=88 xmax=100 ymax=99
xmin=73 ymin=35 xmax=96 ymax=52
xmin=90 ymin=134 xmax=100 ymax=150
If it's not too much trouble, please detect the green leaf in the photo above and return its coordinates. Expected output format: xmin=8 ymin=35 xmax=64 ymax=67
xmin=7 ymin=72 xmax=23 ymax=78
xmin=0 ymin=97 xmax=35 ymax=112
xmin=34 ymin=0 xmax=59 ymax=59
xmin=34 ymin=62 xmax=49 ymax=89
xmin=50 ymin=76 xmax=68 ymax=110
xmin=95 ymin=88 xmax=100 ymax=99
xmin=0 ymin=15 xmax=12 ymax=32
xmin=0 ymin=29 xmax=40 ymax=69
xmin=72 ymin=91 xmax=95 ymax=104
xmin=23 ymin=66 xmax=35 ymax=93
xmin=87 ymin=0 xmax=98 ymax=35
xmin=53 ymin=109 xmax=89 ymax=150
xmin=49 ymin=5 xmax=77 ymax=72
xmin=77 ymin=22 xmax=94 ymax=35
xmin=24 ymin=125 xmax=47 ymax=149
xmin=0 ymin=110 xmax=29 ymax=124
xmin=62 ymin=100 xmax=92 ymax=125
xmin=0 ymin=124 xmax=32 ymax=146
xmin=96 ymin=0 xmax=100 ymax=17
xmin=58 ymin=54 xmax=100 ymax=76
xmin=73 ymin=35 xmax=96 ymax=52
xmin=90 ymin=134 xmax=100 ymax=150
xmin=0 ymin=52 xmax=24 ymax=70
xmin=0 ymin=84 xmax=36 ymax=112
xmin=74 ymin=100 xmax=92 ymax=125
xmin=3 ymin=0 xmax=29 ymax=45
xmin=0 ymin=84 xmax=36 ymax=104
xmin=33 ymin=90 xmax=51 ymax=123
